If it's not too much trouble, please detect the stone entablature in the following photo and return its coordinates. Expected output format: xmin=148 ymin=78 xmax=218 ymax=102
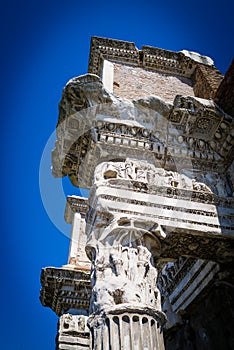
xmin=52 ymin=73 xmax=234 ymax=188
xmin=85 ymin=161 xmax=234 ymax=263
xmin=40 ymin=267 xmax=91 ymax=316
xmin=65 ymin=195 xmax=89 ymax=223
xmin=158 ymin=256 xmax=234 ymax=332
xmin=61 ymin=188 xmax=233 ymax=264
xmin=89 ymin=37 xmax=209 ymax=79
xmin=164 ymin=260 xmax=219 ymax=313
xmin=88 ymin=37 xmax=223 ymax=101
xmin=90 ymin=188 xmax=233 ymax=235
xmin=158 ymin=258 xmax=220 ymax=329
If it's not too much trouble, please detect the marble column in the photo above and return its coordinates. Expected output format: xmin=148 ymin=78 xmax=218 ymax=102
xmin=85 ymin=160 xmax=166 ymax=349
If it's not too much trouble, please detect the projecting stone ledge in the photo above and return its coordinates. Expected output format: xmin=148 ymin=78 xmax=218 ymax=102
xmin=160 ymin=231 xmax=234 ymax=263
xmin=88 ymin=37 xmax=218 ymax=78
xmin=65 ymin=175 xmax=234 ymax=264
xmin=52 ymin=73 xmax=234 ymax=189
xmin=40 ymin=267 xmax=91 ymax=316
xmin=88 ymin=37 xmax=223 ymax=101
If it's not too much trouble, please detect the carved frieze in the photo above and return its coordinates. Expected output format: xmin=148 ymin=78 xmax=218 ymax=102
xmin=59 ymin=313 xmax=89 ymax=334
xmin=95 ymin=159 xmax=229 ymax=194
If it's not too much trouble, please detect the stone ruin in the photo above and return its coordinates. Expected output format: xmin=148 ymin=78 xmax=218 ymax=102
xmin=40 ymin=37 xmax=234 ymax=350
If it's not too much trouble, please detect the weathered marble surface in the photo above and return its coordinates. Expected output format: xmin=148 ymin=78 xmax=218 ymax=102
xmin=57 ymin=314 xmax=90 ymax=350
xmin=41 ymin=37 xmax=234 ymax=350
xmin=86 ymin=176 xmax=166 ymax=348
xmin=52 ymin=73 xmax=234 ymax=190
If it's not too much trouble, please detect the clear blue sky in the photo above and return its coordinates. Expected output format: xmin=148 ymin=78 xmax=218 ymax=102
xmin=1 ymin=0 xmax=233 ymax=349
